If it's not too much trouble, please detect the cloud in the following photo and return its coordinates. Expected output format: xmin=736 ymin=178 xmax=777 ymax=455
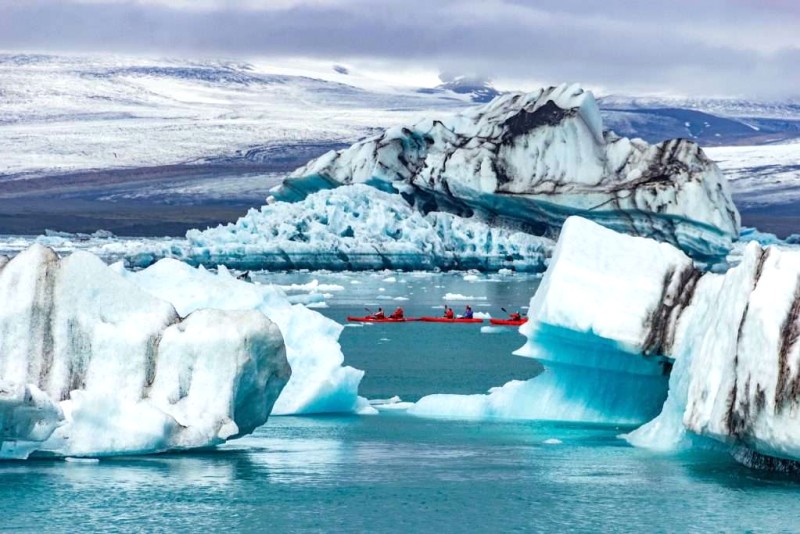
xmin=0 ymin=0 xmax=798 ymax=98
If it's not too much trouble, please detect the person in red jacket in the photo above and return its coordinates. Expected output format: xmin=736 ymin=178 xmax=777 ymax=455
xmin=444 ymin=306 xmax=455 ymax=319
xmin=390 ymin=307 xmax=404 ymax=319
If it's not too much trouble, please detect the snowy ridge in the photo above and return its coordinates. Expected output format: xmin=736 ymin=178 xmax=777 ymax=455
xmin=706 ymin=143 xmax=800 ymax=208
xmin=0 ymin=245 xmax=291 ymax=459
xmin=274 ymin=84 xmax=741 ymax=261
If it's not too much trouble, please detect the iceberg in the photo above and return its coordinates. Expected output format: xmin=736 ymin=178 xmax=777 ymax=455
xmin=114 ymin=258 xmax=374 ymax=415
xmin=627 ymin=239 xmax=800 ymax=462
xmin=409 ymin=216 xmax=674 ymax=425
xmin=488 ymin=215 xmax=800 ymax=464
xmin=186 ymin=184 xmax=552 ymax=272
xmin=0 ymin=185 xmax=552 ymax=272
xmin=0 ymin=245 xmax=290 ymax=459
xmin=272 ymin=84 xmax=740 ymax=261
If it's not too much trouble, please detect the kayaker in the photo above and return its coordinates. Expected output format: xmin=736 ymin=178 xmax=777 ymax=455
xmin=509 ymin=311 xmax=522 ymax=321
xmin=464 ymin=305 xmax=474 ymax=319
xmin=373 ymin=307 xmax=386 ymax=319
xmin=444 ymin=306 xmax=455 ymax=319
xmin=390 ymin=307 xmax=404 ymax=319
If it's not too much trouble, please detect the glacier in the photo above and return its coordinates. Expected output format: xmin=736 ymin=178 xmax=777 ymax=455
xmin=0 ymin=245 xmax=291 ymax=459
xmin=114 ymin=258 xmax=373 ymax=415
xmin=0 ymin=184 xmax=553 ymax=272
xmin=272 ymin=83 xmax=741 ymax=261
xmin=0 ymin=54 xmax=467 ymax=179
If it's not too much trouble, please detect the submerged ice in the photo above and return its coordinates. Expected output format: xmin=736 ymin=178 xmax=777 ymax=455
xmin=273 ymin=84 xmax=740 ymax=261
xmin=0 ymin=245 xmax=290 ymax=459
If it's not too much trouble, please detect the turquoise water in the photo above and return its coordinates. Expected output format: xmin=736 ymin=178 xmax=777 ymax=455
xmin=4 ymin=272 xmax=800 ymax=532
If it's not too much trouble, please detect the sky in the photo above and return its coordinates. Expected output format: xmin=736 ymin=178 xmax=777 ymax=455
xmin=1 ymin=0 xmax=799 ymax=98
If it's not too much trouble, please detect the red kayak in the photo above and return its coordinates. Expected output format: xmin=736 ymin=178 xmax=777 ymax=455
xmin=347 ymin=316 xmax=414 ymax=323
xmin=417 ymin=316 xmax=484 ymax=324
xmin=489 ymin=318 xmax=528 ymax=326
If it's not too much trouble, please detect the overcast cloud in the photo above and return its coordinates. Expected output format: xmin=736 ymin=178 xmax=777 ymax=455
xmin=1 ymin=0 xmax=798 ymax=97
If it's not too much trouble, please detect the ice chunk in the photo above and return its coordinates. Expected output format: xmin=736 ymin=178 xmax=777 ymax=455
xmin=510 ymin=216 xmax=800 ymax=464
xmin=275 ymin=85 xmax=740 ymax=261
xmin=118 ymin=258 xmax=373 ymax=415
xmin=627 ymin=241 xmax=800 ymax=462
xmin=185 ymin=185 xmax=552 ymax=272
xmin=0 ymin=186 xmax=552 ymax=273
xmin=0 ymin=245 xmax=290 ymax=459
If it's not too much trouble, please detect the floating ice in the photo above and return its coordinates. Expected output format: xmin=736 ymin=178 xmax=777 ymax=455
xmin=0 ymin=185 xmax=552 ymax=273
xmin=118 ymin=259 xmax=374 ymax=416
xmin=185 ymin=185 xmax=552 ymax=272
xmin=443 ymin=293 xmax=487 ymax=301
xmin=490 ymin=215 xmax=800 ymax=464
xmin=480 ymin=326 xmax=509 ymax=334
xmin=410 ymin=216 xmax=678 ymax=425
xmin=274 ymin=84 xmax=740 ymax=261
xmin=0 ymin=245 xmax=291 ymax=459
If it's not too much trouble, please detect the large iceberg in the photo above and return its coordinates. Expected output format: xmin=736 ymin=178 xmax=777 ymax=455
xmin=487 ymin=216 xmax=800 ymax=464
xmin=185 ymin=184 xmax=552 ymax=272
xmin=409 ymin=216 xmax=674 ymax=425
xmin=114 ymin=258 xmax=373 ymax=415
xmin=0 ymin=185 xmax=553 ymax=272
xmin=272 ymin=84 xmax=740 ymax=261
xmin=0 ymin=245 xmax=290 ymax=459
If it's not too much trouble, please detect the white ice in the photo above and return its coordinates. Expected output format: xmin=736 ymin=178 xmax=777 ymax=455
xmin=0 ymin=245 xmax=290 ymax=459
xmin=116 ymin=259 xmax=375 ymax=416
xmin=277 ymin=83 xmax=740 ymax=261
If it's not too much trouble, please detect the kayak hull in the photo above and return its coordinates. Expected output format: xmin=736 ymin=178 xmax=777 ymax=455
xmin=347 ymin=316 xmax=410 ymax=323
xmin=489 ymin=318 xmax=528 ymax=326
xmin=417 ymin=317 xmax=484 ymax=324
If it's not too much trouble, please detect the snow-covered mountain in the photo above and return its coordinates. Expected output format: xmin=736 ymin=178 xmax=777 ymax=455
xmin=417 ymin=75 xmax=501 ymax=103
xmin=600 ymin=95 xmax=800 ymax=146
xmin=0 ymin=53 xmax=797 ymax=241
xmin=274 ymin=83 xmax=740 ymax=261
xmin=0 ymin=53 xmax=466 ymax=180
